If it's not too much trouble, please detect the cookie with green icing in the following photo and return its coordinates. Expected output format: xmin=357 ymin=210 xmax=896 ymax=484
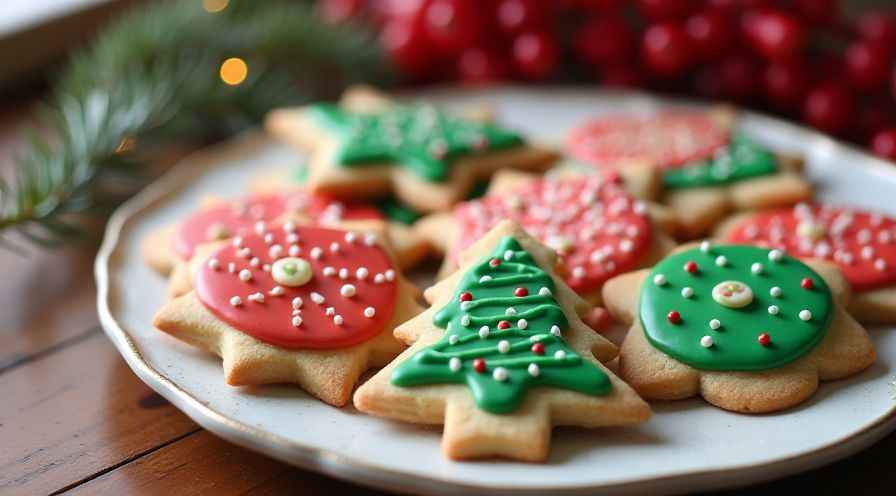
xmin=353 ymin=221 xmax=650 ymax=462
xmin=602 ymin=241 xmax=875 ymax=413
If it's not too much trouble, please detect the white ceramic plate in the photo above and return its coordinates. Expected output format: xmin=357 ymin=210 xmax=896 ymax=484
xmin=96 ymin=87 xmax=896 ymax=495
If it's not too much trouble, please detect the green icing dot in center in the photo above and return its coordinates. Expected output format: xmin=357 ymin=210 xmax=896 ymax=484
xmin=662 ymin=133 xmax=777 ymax=189
xmin=639 ymin=244 xmax=832 ymax=371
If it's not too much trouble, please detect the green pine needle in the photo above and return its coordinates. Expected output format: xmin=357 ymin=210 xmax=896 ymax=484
xmin=0 ymin=0 xmax=392 ymax=249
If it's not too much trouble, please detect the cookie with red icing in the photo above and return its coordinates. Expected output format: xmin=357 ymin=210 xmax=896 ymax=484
xmin=152 ymin=223 xmax=423 ymax=406
xmin=566 ymin=108 xmax=811 ymax=239
xmin=717 ymin=203 xmax=896 ymax=324
xmin=602 ymin=241 xmax=874 ymax=413
xmin=415 ymin=169 xmax=676 ymax=304
xmin=142 ymin=190 xmax=429 ymax=297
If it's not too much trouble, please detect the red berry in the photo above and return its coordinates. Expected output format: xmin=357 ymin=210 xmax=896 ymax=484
xmin=457 ymin=46 xmax=509 ymax=84
xmin=870 ymin=127 xmax=896 ymax=161
xmin=490 ymin=257 xmax=501 ymax=267
xmin=801 ymin=277 xmax=814 ymax=289
xmin=852 ymin=99 xmax=895 ymax=143
xmin=758 ymin=333 xmax=771 ymax=346
xmin=511 ymin=31 xmax=559 ymax=80
xmin=667 ymin=310 xmax=681 ymax=324
xmin=600 ymin=64 xmax=647 ymax=88
xmin=684 ymin=261 xmax=698 ymax=273
xmin=422 ymin=0 xmax=483 ymax=53
xmin=641 ymin=23 xmax=694 ymax=78
xmin=493 ymin=0 xmax=548 ymax=38
xmin=844 ymin=42 xmax=891 ymax=93
xmin=459 ymin=292 xmax=473 ymax=302
xmin=514 ymin=286 xmax=529 ymax=297
xmin=802 ymin=83 xmax=855 ymax=136
xmin=380 ymin=19 xmax=435 ymax=80
xmin=791 ymin=0 xmax=838 ymax=27
xmin=575 ymin=15 xmax=635 ymax=68
xmin=685 ymin=7 xmax=733 ymax=62
xmin=472 ymin=357 xmax=487 ymax=372
xmin=717 ymin=53 xmax=763 ymax=102
xmin=531 ymin=342 xmax=546 ymax=355
xmin=637 ymin=0 xmax=699 ymax=22
xmin=764 ymin=61 xmax=811 ymax=110
xmin=857 ymin=12 xmax=896 ymax=50
xmin=318 ymin=0 xmax=365 ymax=24
xmin=741 ymin=9 xmax=806 ymax=62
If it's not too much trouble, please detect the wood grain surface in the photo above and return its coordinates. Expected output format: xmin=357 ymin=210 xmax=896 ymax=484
xmin=0 ymin=94 xmax=894 ymax=496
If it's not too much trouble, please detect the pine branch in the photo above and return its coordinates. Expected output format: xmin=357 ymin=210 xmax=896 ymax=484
xmin=0 ymin=0 xmax=392 ymax=249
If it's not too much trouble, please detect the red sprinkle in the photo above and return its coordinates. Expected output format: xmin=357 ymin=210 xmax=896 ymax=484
xmin=472 ymin=358 xmax=487 ymax=373
xmin=667 ymin=310 xmax=681 ymax=324
xmin=531 ymin=343 xmax=545 ymax=355
xmin=514 ymin=286 xmax=529 ymax=297
xmin=459 ymin=292 xmax=473 ymax=302
xmin=801 ymin=277 xmax=814 ymax=289
xmin=497 ymin=320 xmax=510 ymax=329
xmin=489 ymin=257 xmax=501 ymax=267
xmin=758 ymin=333 xmax=771 ymax=346
xmin=684 ymin=261 xmax=698 ymax=274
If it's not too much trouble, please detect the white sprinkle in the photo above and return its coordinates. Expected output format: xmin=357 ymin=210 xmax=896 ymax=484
xmin=504 ymin=249 xmax=514 ymax=261
xmin=517 ymin=319 xmax=528 ymax=329
xmin=539 ymin=287 xmax=552 ymax=296
xmin=341 ymin=284 xmax=356 ymax=297
xmin=799 ymin=310 xmax=812 ymax=321
xmin=460 ymin=301 xmax=472 ymax=311
xmin=228 ymin=262 xmax=236 ymax=273
xmin=292 ymin=316 xmax=302 ymax=327
xmin=506 ymin=307 xmax=517 ymax=315
xmin=770 ymin=286 xmax=782 ymax=297
xmin=700 ymin=335 xmax=714 ymax=348
xmin=449 ymin=357 xmax=462 ymax=372
xmin=339 ymin=268 xmax=349 ymax=280
xmin=248 ymin=292 xmax=264 ymax=303
xmin=374 ymin=274 xmax=385 ymax=284
xmin=751 ymin=262 xmax=763 ymax=274
xmin=345 ymin=231 xmax=357 ymax=243
xmin=449 ymin=335 xmax=459 ymax=345
xmin=330 ymin=242 xmax=340 ymax=253
xmin=310 ymin=292 xmax=325 ymax=304
xmin=527 ymin=363 xmax=540 ymax=377
xmin=700 ymin=240 xmax=711 ymax=253
xmin=270 ymin=286 xmax=285 ymax=296
xmin=498 ymin=340 xmax=510 ymax=353
xmin=769 ymin=249 xmax=783 ymax=262
xmin=364 ymin=233 xmax=377 ymax=246
xmin=572 ymin=266 xmax=586 ymax=279
xmin=709 ymin=319 xmax=721 ymax=330
xmin=492 ymin=367 xmax=508 ymax=381
xmin=254 ymin=221 xmax=266 ymax=235
xmin=554 ymin=350 xmax=567 ymax=359
xmin=207 ymin=258 xmax=220 ymax=270
xmin=323 ymin=267 xmax=336 ymax=277
xmin=269 ymin=245 xmax=283 ymax=259
xmin=333 ymin=315 xmax=343 ymax=325
xmin=286 ymin=233 xmax=299 ymax=244
xmin=288 ymin=245 xmax=300 ymax=257
xmin=715 ymin=256 xmax=728 ymax=267
xmin=229 ymin=296 xmax=242 ymax=306
xmin=231 ymin=236 xmax=244 ymax=248
xmin=250 ymin=257 xmax=261 ymax=268
xmin=351 ymin=266 xmax=368 ymax=280
xmin=364 ymin=307 xmax=375 ymax=318
xmin=283 ymin=221 xmax=296 ymax=233
xmin=861 ymin=246 xmax=875 ymax=260
xmin=550 ymin=325 xmax=561 ymax=336
xmin=479 ymin=326 xmax=490 ymax=338
xmin=529 ymin=335 xmax=541 ymax=343
xmin=238 ymin=247 xmax=251 ymax=258
xmin=310 ymin=247 xmax=322 ymax=260
xmin=292 ymin=297 xmax=303 ymax=309
xmin=461 ymin=315 xmax=471 ymax=326
xmin=619 ymin=239 xmax=633 ymax=253
xmin=875 ymin=259 xmax=887 ymax=271
xmin=653 ymin=274 xmax=667 ymax=286
xmin=326 ymin=307 xmax=335 ymax=316
xmin=480 ymin=275 xmax=493 ymax=283
xmin=385 ymin=269 xmax=395 ymax=281
xmin=263 ymin=264 xmax=271 ymax=272
xmin=681 ymin=287 xmax=694 ymax=298
xmin=239 ymin=269 xmax=252 ymax=281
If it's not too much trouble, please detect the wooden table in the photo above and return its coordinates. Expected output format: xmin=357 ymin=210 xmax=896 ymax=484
xmin=2 ymin=97 xmax=895 ymax=496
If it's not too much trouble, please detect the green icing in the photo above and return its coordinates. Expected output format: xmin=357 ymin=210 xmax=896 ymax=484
xmin=308 ymin=103 xmax=524 ymax=182
xmin=373 ymin=197 xmax=422 ymax=225
xmin=662 ymin=133 xmax=777 ymax=189
xmin=391 ymin=236 xmax=611 ymax=414
xmin=640 ymin=245 xmax=832 ymax=371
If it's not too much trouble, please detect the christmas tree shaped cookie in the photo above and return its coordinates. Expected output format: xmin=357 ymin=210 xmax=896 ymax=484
xmin=264 ymin=85 xmax=558 ymax=213
xmin=152 ymin=223 xmax=423 ymax=406
xmin=602 ymin=242 xmax=875 ymax=413
xmin=567 ymin=109 xmax=811 ymax=239
xmin=717 ymin=203 xmax=896 ymax=324
xmin=354 ymin=221 xmax=650 ymax=461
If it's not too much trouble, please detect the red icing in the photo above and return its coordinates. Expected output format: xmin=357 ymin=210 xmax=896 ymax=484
xmin=174 ymin=191 xmax=383 ymax=259
xmin=194 ymin=224 xmax=397 ymax=349
xmin=566 ymin=112 xmax=729 ymax=169
xmin=452 ymin=175 xmax=652 ymax=294
xmin=726 ymin=204 xmax=896 ymax=291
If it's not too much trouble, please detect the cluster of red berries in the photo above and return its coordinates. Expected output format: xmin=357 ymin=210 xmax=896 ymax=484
xmin=317 ymin=0 xmax=896 ymax=162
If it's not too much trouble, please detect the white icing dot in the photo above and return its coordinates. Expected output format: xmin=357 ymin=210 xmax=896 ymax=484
xmin=715 ymin=256 xmax=728 ymax=267
xmin=461 ymin=314 xmax=471 ymax=326
xmin=504 ymin=249 xmax=514 ymax=261
xmin=572 ymin=266 xmax=586 ymax=279
xmin=681 ymin=287 xmax=694 ymax=298
xmin=292 ymin=297 xmax=303 ymax=309
xmin=254 ymin=221 xmax=266 ymax=235
xmin=498 ymin=340 xmax=510 ymax=353
xmin=709 ymin=319 xmax=721 ymax=330
xmin=364 ymin=306 xmax=375 ymax=318
xmin=229 ymin=296 xmax=242 ymax=306
xmin=517 ymin=319 xmax=528 ymax=329
xmin=550 ymin=325 xmax=561 ymax=336
xmin=539 ymin=287 xmax=552 ymax=296
xmin=449 ymin=335 xmax=459 ymax=345
xmin=620 ymin=239 xmax=633 ymax=253
xmin=528 ymin=363 xmax=540 ymax=377
xmin=449 ymin=357 xmax=462 ymax=372
xmin=334 ymin=315 xmax=344 ymax=326
xmin=238 ymin=247 xmax=251 ymax=258
xmin=286 ymin=233 xmax=299 ymax=244
xmin=480 ymin=275 xmax=493 ymax=283
xmin=529 ymin=335 xmax=541 ymax=343
xmin=330 ymin=242 xmax=340 ymax=253
xmin=799 ymin=310 xmax=812 ymax=321
xmin=269 ymin=245 xmax=284 ymax=259
xmin=228 ymin=262 xmax=236 ymax=273
xmin=270 ymin=286 xmax=285 ymax=296
xmin=479 ymin=326 xmax=490 ymax=338
xmin=263 ymin=264 xmax=271 ymax=272
xmin=310 ymin=292 xmax=325 ymax=304
xmin=326 ymin=307 xmax=335 ymax=316
xmin=356 ymin=267 xmax=369 ymax=280
xmin=770 ymin=286 xmax=782 ymax=297
xmin=250 ymin=257 xmax=261 ymax=268
xmin=292 ymin=316 xmax=302 ymax=327
xmin=700 ymin=240 xmax=711 ymax=252
xmin=231 ymin=236 xmax=243 ymax=248
xmin=283 ymin=221 xmax=296 ymax=233
xmin=263 ymin=233 xmax=275 ymax=245
xmin=345 ymin=231 xmax=357 ymax=243
xmin=875 ymin=259 xmax=887 ymax=271
xmin=751 ymin=262 xmax=763 ymax=274
xmin=239 ymin=269 xmax=252 ymax=282
xmin=506 ymin=307 xmax=517 ymax=315
xmin=769 ymin=249 xmax=783 ymax=262
xmin=554 ymin=350 xmax=567 ymax=359
xmin=310 ymin=247 xmax=322 ymax=260
xmin=248 ymin=292 xmax=264 ymax=303
xmin=288 ymin=245 xmax=301 ymax=257
xmin=339 ymin=268 xmax=349 ymax=280
xmin=768 ymin=305 xmax=779 ymax=315
xmin=653 ymin=274 xmax=667 ymax=286
xmin=207 ymin=258 xmax=220 ymax=270
xmin=374 ymin=274 xmax=385 ymax=284
xmin=323 ymin=267 xmax=336 ymax=277
xmin=340 ymin=284 xmax=356 ymax=297
xmin=364 ymin=233 xmax=377 ymax=246
xmin=700 ymin=335 xmax=714 ymax=348
xmin=492 ymin=367 xmax=508 ymax=381
xmin=460 ymin=301 xmax=472 ymax=311
xmin=385 ymin=269 xmax=395 ymax=281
